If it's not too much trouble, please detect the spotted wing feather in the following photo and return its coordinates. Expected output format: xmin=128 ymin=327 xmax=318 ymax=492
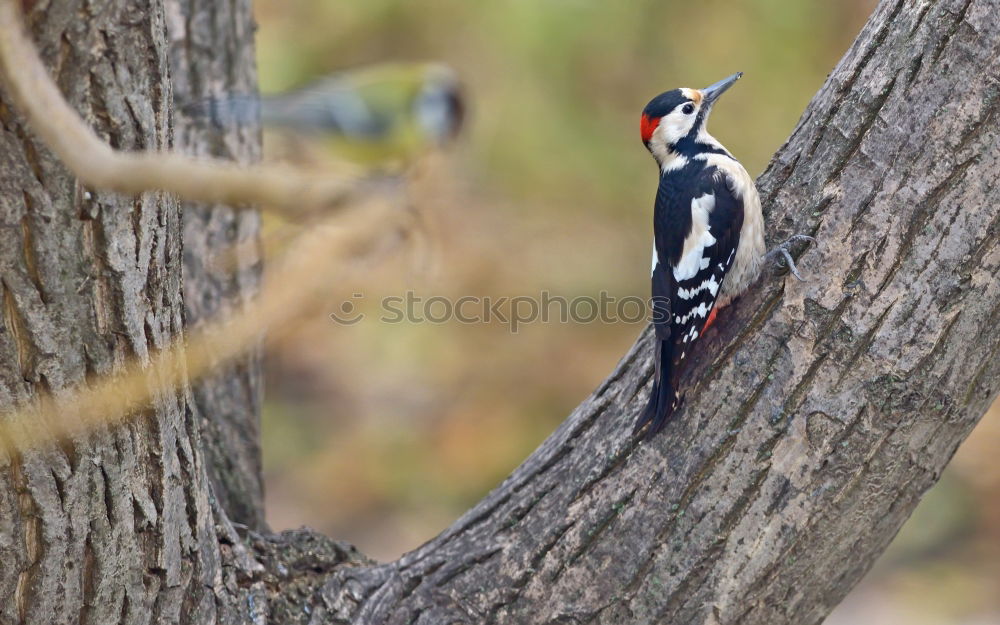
xmin=636 ymin=164 xmax=744 ymax=438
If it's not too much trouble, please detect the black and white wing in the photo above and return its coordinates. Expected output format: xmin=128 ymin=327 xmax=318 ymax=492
xmin=635 ymin=164 xmax=744 ymax=438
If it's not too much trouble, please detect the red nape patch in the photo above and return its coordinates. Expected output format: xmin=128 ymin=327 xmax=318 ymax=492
xmin=640 ymin=114 xmax=659 ymax=142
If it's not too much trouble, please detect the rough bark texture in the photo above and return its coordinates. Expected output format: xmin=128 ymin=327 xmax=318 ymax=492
xmin=0 ymin=1 xmax=277 ymax=623
xmin=167 ymin=0 xmax=266 ymax=530
xmin=0 ymin=1 xmax=219 ymax=623
xmin=0 ymin=0 xmax=997 ymax=624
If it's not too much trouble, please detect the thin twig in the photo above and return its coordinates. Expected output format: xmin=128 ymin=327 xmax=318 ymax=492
xmin=0 ymin=0 xmax=364 ymax=217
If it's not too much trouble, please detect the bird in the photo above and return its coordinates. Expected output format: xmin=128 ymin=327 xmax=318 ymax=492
xmin=183 ymin=62 xmax=464 ymax=166
xmin=634 ymin=72 xmax=812 ymax=439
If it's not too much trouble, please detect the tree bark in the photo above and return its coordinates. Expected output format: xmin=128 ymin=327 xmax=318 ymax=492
xmin=166 ymin=0 xmax=267 ymax=531
xmin=0 ymin=1 xmax=224 ymax=623
xmin=0 ymin=0 xmax=997 ymax=624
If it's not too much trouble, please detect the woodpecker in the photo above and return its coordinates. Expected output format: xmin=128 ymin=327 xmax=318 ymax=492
xmin=635 ymin=72 xmax=811 ymax=439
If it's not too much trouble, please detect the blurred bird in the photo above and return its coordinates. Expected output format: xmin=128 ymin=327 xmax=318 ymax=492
xmin=185 ymin=62 xmax=464 ymax=166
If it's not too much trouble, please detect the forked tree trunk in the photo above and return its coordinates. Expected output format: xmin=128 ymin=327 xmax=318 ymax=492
xmin=0 ymin=0 xmax=997 ymax=624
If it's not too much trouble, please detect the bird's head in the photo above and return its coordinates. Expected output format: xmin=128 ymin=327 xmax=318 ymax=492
xmin=413 ymin=63 xmax=465 ymax=146
xmin=640 ymin=72 xmax=742 ymax=167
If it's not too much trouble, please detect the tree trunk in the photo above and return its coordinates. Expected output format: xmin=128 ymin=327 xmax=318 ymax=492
xmin=167 ymin=0 xmax=267 ymax=531
xmin=0 ymin=0 xmax=997 ymax=625
xmin=0 ymin=1 xmax=220 ymax=623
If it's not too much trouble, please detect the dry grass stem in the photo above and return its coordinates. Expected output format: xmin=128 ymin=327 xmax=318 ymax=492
xmin=0 ymin=194 xmax=410 ymax=457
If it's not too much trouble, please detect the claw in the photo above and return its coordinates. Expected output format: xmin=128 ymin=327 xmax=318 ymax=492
xmin=780 ymin=248 xmax=804 ymax=281
xmin=784 ymin=234 xmax=816 ymax=245
xmin=765 ymin=234 xmax=815 ymax=281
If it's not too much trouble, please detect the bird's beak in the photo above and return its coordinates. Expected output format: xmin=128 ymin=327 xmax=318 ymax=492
xmin=700 ymin=72 xmax=743 ymax=106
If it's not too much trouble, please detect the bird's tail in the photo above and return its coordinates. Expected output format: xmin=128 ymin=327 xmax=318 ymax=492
xmin=179 ymin=94 xmax=261 ymax=129
xmin=633 ymin=339 xmax=681 ymax=440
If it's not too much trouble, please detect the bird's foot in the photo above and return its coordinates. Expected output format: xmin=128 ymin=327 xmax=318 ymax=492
xmin=765 ymin=234 xmax=816 ymax=281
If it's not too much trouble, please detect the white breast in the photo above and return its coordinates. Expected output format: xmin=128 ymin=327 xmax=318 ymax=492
xmin=694 ymin=152 xmax=765 ymax=306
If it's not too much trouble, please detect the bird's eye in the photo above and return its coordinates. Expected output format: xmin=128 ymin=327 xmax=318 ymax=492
xmin=682 ymin=103 xmax=695 ymax=115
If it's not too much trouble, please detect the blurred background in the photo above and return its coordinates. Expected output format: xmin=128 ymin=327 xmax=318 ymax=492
xmin=248 ymin=1 xmax=999 ymax=623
